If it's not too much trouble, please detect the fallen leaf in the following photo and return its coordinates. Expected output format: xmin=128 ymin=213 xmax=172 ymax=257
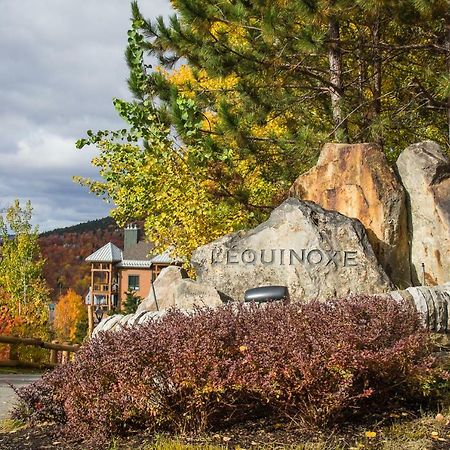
xmin=365 ymin=431 xmax=376 ymax=439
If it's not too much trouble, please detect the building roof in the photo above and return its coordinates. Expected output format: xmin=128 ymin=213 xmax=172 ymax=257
xmin=122 ymin=241 xmax=154 ymax=261
xmin=86 ymin=238 xmax=180 ymax=268
xmin=117 ymin=249 xmax=179 ymax=268
xmin=150 ymin=249 xmax=178 ymax=264
xmin=116 ymin=259 xmax=154 ymax=269
xmin=86 ymin=242 xmax=123 ymax=263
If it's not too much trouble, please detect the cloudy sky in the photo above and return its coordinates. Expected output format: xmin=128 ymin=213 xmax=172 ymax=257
xmin=0 ymin=0 xmax=172 ymax=232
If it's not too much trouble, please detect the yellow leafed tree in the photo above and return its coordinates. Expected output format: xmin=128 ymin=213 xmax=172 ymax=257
xmin=54 ymin=289 xmax=87 ymax=342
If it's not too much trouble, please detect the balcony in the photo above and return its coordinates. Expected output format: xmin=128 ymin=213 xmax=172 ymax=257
xmin=93 ymin=283 xmax=111 ymax=293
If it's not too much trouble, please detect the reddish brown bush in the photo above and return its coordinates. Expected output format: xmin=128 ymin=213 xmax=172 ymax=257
xmin=13 ymin=295 xmax=439 ymax=442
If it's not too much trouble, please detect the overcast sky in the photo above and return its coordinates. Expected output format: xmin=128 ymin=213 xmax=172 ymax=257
xmin=0 ymin=0 xmax=172 ymax=232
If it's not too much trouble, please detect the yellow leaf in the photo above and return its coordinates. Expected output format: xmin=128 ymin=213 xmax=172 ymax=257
xmin=365 ymin=431 xmax=376 ymax=439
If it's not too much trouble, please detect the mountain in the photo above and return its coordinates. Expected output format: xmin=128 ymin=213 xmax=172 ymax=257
xmin=39 ymin=217 xmax=117 ymax=237
xmin=39 ymin=217 xmax=124 ymax=302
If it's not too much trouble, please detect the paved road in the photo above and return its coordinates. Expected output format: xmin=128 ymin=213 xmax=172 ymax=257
xmin=0 ymin=374 xmax=41 ymax=420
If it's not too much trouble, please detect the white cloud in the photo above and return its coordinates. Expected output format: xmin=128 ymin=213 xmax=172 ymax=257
xmin=4 ymin=129 xmax=92 ymax=170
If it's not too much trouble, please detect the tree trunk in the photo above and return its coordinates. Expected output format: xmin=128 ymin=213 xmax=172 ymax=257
xmin=328 ymin=16 xmax=348 ymax=142
xmin=372 ymin=16 xmax=383 ymax=146
xmin=88 ymin=304 xmax=94 ymax=337
xmin=446 ymin=18 xmax=450 ymax=145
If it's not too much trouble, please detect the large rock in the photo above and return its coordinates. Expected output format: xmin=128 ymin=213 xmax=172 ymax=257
xmin=389 ymin=283 xmax=450 ymax=332
xmin=191 ymin=198 xmax=392 ymax=302
xmin=289 ymin=143 xmax=410 ymax=288
xmin=92 ymin=311 xmax=166 ymax=337
xmin=136 ymin=266 xmax=223 ymax=313
xmin=396 ymin=141 xmax=450 ymax=286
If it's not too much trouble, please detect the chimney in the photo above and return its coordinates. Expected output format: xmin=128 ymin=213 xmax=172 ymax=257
xmin=124 ymin=224 xmax=139 ymax=251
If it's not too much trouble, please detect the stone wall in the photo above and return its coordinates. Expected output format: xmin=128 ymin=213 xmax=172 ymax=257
xmin=93 ymin=283 xmax=450 ymax=336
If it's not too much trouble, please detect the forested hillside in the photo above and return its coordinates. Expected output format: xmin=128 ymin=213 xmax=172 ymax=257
xmin=38 ymin=218 xmax=123 ymax=301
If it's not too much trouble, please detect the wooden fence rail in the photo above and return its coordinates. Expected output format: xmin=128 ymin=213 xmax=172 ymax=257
xmin=0 ymin=335 xmax=80 ymax=369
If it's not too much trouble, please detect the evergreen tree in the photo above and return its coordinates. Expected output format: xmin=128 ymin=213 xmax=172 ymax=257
xmin=123 ymin=290 xmax=142 ymax=314
xmin=138 ymin=0 xmax=449 ymax=151
xmin=74 ymin=317 xmax=88 ymax=344
xmin=76 ymin=0 xmax=450 ymax=261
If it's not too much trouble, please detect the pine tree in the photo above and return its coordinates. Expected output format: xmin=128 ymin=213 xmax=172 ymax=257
xmin=76 ymin=0 xmax=450 ymax=261
xmin=122 ymin=290 xmax=142 ymax=314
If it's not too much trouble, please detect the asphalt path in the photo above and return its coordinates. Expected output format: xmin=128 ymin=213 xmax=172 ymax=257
xmin=0 ymin=374 xmax=41 ymax=420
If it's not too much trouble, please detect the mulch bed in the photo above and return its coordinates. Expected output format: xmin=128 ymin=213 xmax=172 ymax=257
xmin=0 ymin=418 xmax=350 ymax=450
xmin=1 ymin=413 xmax=448 ymax=450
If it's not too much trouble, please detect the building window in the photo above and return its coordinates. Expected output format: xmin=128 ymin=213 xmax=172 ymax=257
xmin=128 ymin=275 xmax=140 ymax=291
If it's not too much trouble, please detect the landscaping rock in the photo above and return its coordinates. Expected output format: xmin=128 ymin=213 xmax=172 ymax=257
xmin=97 ymin=315 xmax=122 ymax=333
xmin=136 ymin=266 xmax=223 ymax=313
xmin=116 ymin=314 xmax=135 ymax=331
xmin=388 ymin=284 xmax=450 ymax=332
xmin=137 ymin=310 xmax=166 ymax=324
xmin=191 ymin=198 xmax=392 ymax=302
xmin=93 ymin=282 xmax=450 ymax=336
xmin=396 ymin=141 xmax=450 ymax=286
xmin=290 ymin=143 xmax=410 ymax=288
xmin=92 ymin=311 xmax=168 ymax=336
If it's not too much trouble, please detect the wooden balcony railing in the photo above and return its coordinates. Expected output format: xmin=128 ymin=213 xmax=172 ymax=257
xmin=93 ymin=284 xmax=111 ymax=293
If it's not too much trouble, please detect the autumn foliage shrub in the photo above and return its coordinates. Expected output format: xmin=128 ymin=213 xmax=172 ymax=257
xmin=13 ymin=295 xmax=440 ymax=442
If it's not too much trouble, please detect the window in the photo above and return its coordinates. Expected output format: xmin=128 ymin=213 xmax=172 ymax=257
xmin=128 ymin=275 xmax=140 ymax=291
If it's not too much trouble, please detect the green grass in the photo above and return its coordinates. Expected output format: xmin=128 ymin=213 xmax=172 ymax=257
xmin=142 ymin=441 xmax=224 ymax=450
xmin=0 ymin=418 xmax=26 ymax=433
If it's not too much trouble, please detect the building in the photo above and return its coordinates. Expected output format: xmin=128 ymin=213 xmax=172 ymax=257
xmin=85 ymin=225 xmax=178 ymax=311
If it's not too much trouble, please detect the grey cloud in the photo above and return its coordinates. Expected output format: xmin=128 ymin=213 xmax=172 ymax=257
xmin=0 ymin=0 xmax=173 ymax=231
